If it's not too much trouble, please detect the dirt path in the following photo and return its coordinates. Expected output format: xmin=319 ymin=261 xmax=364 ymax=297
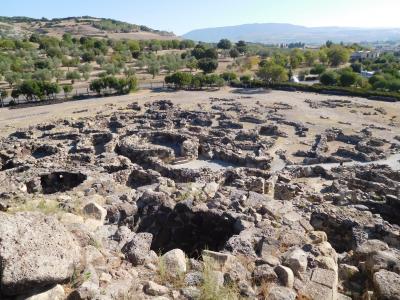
xmin=0 ymin=90 xmax=150 ymax=137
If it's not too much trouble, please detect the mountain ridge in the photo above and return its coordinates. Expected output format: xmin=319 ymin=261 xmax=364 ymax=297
xmin=183 ymin=23 xmax=400 ymax=44
xmin=0 ymin=16 xmax=177 ymax=40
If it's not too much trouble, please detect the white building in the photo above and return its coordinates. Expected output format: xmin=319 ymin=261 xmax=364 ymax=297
xmin=361 ymin=70 xmax=375 ymax=78
xmin=351 ymin=51 xmax=380 ymax=61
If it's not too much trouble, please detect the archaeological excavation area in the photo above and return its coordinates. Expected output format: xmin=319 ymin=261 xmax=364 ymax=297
xmin=0 ymin=89 xmax=399 ymax=299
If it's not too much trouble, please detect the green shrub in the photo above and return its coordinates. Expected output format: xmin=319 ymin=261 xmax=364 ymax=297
xmin=165 ymin=72 xmax=226 ymax=89
xmin=89 ymin=75 xmax=137 ymax=95
xmin=320 ymin=71 xmax=338 ymax=85
xmin=339 ymin=71 xmax=358 ymax=87
xmin=240 ymin=75 xmax=252 ymax=84
xmin=310 ymin=64 xmax=326 ymax=75
xmin=220 ymin=72 xmax=237 ymax=81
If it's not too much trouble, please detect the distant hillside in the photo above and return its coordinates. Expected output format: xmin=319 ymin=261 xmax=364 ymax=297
xmin=183 ymin=23 xmax=400 ymax=44
xmin=0 ymin=16 xmax=177 ymax=40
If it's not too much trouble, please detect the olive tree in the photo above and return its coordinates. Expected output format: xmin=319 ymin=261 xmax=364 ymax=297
xmin=148 ymin=61 xmax=160 ymax=79
xmin=256 ymin=63 xmax=288 ymax=84
xmin=198 ymin=58 xmax=218 ymax=74
xmin=320 ymin=71 xmax=338 ymax=85
xmin=217 ymin=39 xmax=232 ymax=50
xmin=62 ymin=84 xmax=73 ymax=98
xmin=327 ymin=46 xmax=350 ymax=67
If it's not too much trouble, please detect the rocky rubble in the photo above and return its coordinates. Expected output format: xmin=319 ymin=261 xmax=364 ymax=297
xmin=0 ymin=97 xmax=399 ymax=299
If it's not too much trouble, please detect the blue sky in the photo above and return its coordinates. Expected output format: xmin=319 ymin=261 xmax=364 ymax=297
xmin=2 ymin=0 xmax=400 ymax=35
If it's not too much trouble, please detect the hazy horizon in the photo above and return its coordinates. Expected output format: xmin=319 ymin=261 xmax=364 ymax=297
xmin=2 ymin=0 xmax=400 ymax=35
xmin=184 ymin=22 xmax=400 ymax=31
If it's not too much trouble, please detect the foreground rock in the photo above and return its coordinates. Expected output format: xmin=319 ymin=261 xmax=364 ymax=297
xmin=0 ymin=212 xmax=81 ymax=296
xmin=373 ymin=270 xmax=400 ymax=299
xmin=17 ymin=284 xmax=65 ymax=300
xmin=162 ymin=249 xmax=187 ymax=277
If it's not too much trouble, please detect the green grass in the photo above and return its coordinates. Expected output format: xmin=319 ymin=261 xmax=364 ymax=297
xmin=69 ymin=269 xmax=92 ymax=289
xmin=200 ymin=257 xmax=241 ymax=300
xmin=155 ymin=251 xmax=241 ymax=299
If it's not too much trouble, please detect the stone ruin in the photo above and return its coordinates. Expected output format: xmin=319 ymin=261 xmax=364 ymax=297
xmin=0 ymin=98 xmax=399 ymax=299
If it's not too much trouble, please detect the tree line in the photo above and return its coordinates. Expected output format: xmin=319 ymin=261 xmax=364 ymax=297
xmin=165 ymin=72 xmax=227 ymax=89
xmin=0 ymin=74 xmax=137 ymax=106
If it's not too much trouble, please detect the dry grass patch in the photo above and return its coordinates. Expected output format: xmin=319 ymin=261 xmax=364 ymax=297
xmin=200 ymin=256 xmax=241 ymax=300
xmin=8 ymin=198 xmax=66 ymax=215
xmin=156 ymin=254 xmax=186 ymax=289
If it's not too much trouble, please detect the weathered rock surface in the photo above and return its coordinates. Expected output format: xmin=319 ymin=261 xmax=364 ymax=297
xmin=283 ymin=248 xmax=308 ymax=276
xmin=144 ymin=281 xmax=169 ymax=296
xmin=0 ymin=212 xmax=81 ymax=296
xmin=17 ymin=284 xmax=65 ymax=300
xmin=373 ymin=270 xmax=400 ymax=300
xmin=162 ymin=249 xmax=187 ymax=277
xmin=122 ymin=232 xmax=153 ymax=265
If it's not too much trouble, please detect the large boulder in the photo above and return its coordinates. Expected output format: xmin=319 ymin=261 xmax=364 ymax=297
xmin=17 ymin=284 xmax=65 ymax=300
xmin=252 ymin=264 xmax=278 ymax=285
xmin=180 ymin=139 xmax=199 ymax=159
xmin=162 ymin=249 xmax=187 ymax=278
xmin=122 ymin=232 xmax=153 ymax=266
xmin=365 ymin=250 xmax=400 ymax=274
xmin=267 ymin=285 xmax=296 ymax=300
xmin=373 ymin=270 xmax=400 ymax=300
xmin=274 ymin=265 xmax=294 ymax=288
xmin=355 ymin=239 xmax=389 ymax=260
xmin=283 ymin=248 xmax=308 ymax=276
xmin=0 ymin=212 xmax=81 ymax=296
xmin=82 ymin=202 xmax=107 ymax=223
xmin=144 ymin=281 xmax=169 ymax=296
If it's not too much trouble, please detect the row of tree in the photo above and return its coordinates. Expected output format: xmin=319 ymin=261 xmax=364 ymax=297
xmin=89 ymin=75 xmax=137 ymax=95
xmin=165 ymin=72 xmax=226 ymax=89
xmin=8 ymin=80 xmax=61 ymax=102
xmin=319 ymin=65 xmax=400 ymax=92
xmin=214 ymin=39 xmax=351 ymax=68
xmin=1 ymin=74 xmax=138 ymax=105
